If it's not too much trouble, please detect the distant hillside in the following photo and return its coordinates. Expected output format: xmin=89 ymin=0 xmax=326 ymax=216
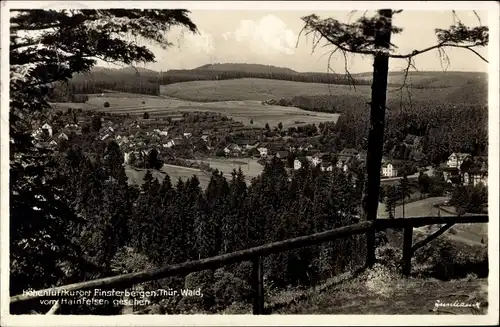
xmin=353 ymin=71 xmax=487 ymax=88
xmin=159 ymin=77 xmax=488 ymax=105
xmin=194 ymin=63 xmax=298 ymax=75
xmin=72 ymin=66 xmax=160 ymax=82
xmin=65 ymin=64 xmax=487 ymax=103
xmin=118 ymin=66 xmax=160 ymax=75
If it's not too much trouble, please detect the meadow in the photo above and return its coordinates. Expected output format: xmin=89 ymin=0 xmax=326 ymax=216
xmin=75 ymin=94 xmax=341 ymax=128
xmin=124 ymin=165 xmax=212 ymax=190
xmin=187 ymin=158 xmax=264 ymax=180
xmin=159 ymin=76 xmax=486 ymax=104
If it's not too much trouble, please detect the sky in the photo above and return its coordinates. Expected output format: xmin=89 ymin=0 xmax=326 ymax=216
xmin=103 ymin=9 xmax=489 ymax=74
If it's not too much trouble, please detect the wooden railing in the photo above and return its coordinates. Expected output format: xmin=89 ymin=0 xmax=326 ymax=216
xmin=10 ymin=215 xmax=488 ymax=315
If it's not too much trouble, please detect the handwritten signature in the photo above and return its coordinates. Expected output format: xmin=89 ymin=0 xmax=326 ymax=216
xmin=433 ymin=299 xmax=481 ymax=311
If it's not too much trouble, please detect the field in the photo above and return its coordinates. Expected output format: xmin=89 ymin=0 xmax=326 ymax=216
xmin=188 ymin=157 xmax=264 ymax=180
xmin=159 ymin=76 xmax=486 ymax=104
xmin=67 ymin=93 xmax=340 ymax=128
xmin=125 ymin=158 xmax=262 ymax=190
xmin=125 ymin=165 xmax=212 ymax=190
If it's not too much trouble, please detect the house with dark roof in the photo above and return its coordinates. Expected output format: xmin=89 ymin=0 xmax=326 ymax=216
xmin=320 ymin=161 xmax=334 ymax=172
xmin=447 ymin=153 xmax=472 ymax=169
xmin=461 ymin=158 xmax=488 ymax=187
xmin=309 ymin=152 xmax=331 ymax=166
xmin=381 ymin=160 xmax=404 ymax=178
xmin=276 ymin=150 xmax=290 ymax=159
xmin=357 ymin=151 xmax=368 ymax=163
xmin=337 ymin=148 xmax=359 ymax=167
xmin=340 ymin=148 xmax=359 ymax=157
xmin=42 ymin=136 xmax=58 ymax=148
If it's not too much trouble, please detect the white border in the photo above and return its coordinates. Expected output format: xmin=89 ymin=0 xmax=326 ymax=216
xmin=1 ymin=1 xmax=499 ymax=326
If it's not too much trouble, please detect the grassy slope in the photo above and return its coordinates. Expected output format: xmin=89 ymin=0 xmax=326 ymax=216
xmin=187 ymin=158 xmax=264 ymax=180
xmin=221 ymin=267 xmax=488 ymax=314
xmin=81 ymin=94 xmax=340 ymax=128
xmin=273 ymin=274 xmax=488 ymax=314
xmin=159 ymin=74 xmax=486 ymax=104
xmin=124 ymin=165 xmax=212 ymax=190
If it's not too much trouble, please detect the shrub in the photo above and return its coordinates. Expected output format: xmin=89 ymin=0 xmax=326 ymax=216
xmin=142 ymin=100 xmax=146 ymax=104
xmin=212 ymin=269 xmax=253 ymax=311
xmin=412 ymin=238 xmax=488 ymax=280
xmin=232 ymin=261 xmax=254 ymax=284
xmin=143 ymin=112 xmax=150 ymax=119
xmin=364 ymin=264 xmax=399 ymax=298
xmin=103 ymin=101 xmax=110 ymax=108
xmin=375 ymin=244 xmax=403 ymax=271
xmin=180 ymin=270 xmax=216 ymax=311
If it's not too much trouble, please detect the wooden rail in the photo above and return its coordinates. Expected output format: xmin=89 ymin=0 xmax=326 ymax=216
xmin=11 ymin=221 xmax=374 ymax=305
xmin=11 ymin=215 xmax=489 ymax=315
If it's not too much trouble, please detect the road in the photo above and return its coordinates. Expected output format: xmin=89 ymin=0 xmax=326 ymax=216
xmin=377 ymin=196 xmax=487 ymax=247
xmin=377 ymin=196 xmax=450 ymax=219
xmin=380 ymin=166 xmax=435 ymax=185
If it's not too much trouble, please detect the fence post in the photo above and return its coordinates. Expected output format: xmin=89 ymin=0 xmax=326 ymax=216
xmin=252 ymin=257 xmax=264 ymax=315
xmin=402 ymin=226 xmax=413 ymax=277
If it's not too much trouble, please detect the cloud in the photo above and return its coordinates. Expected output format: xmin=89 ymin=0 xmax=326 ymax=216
xmin=222 ymin=15 xmax=297 ymax=56
xmin=177 ymin=29 xmax=215 ymax=54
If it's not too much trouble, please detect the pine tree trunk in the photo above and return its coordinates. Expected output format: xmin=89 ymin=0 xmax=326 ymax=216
xmin=363 ymin=9 xmax=393 ymax=268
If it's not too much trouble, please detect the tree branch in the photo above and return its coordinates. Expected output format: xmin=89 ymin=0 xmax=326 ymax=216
xmin=317 ymin=29 xmax=489 ymax=64
xmin=301 ymin=13 xmax=489 ymax=64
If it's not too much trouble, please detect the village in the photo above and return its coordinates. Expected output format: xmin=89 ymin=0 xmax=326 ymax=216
xmin=30 ymin=108 xmax=488 ymax=190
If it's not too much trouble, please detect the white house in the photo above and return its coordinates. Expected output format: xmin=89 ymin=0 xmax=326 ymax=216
xmin=41 ymin=123 xmax=53 ymax=137
xmin=257 ymin=147 xmax=268 ymax=157
xmin=294 ymin=159 xmax=302 ymax=170
xmin=124 ymin=152 xmax=131 ymax=164
xmin=311 ymin=157 xmax=321 ymax=167
xmin=183 ymin=132 xmax=192 ymax=139
xmin=32 ymin=128 xmax=44 ymax=139
xmin=320 ymin=162 xmax=334 ymax=172
xmin=57 ymin=132 xmax=69 ymax=140
xmin=225 ymin=144 xmax=242 ymax=155
xmin=101 ymin=134 xmax=110 ymax=141
xmin=157 ymin=130 xmax=168 ymax=136
xmin=447 ymin=153 xmax=472 ymax=168
xmin=463 ymin=171 xmax=488 ymax=187
xmin=164 ymin=140 xmax=175 ymax=148
xmin=381 ymin=162 xmax=400 ymax=178
xmin=311 ymin=153 xmax=330 ymax=167
xmin=201 ymin=135 xmax=209 ymax=142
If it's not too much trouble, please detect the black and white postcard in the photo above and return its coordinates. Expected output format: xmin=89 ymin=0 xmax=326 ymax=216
xmin=1 ymin=1 xmax=498 ymax=326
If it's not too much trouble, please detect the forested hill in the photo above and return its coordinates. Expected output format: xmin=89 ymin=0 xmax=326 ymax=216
xmin=66 ymin=63 xmax=487 ymax=100
xmin=194 ymin=63 xmax=299 ymax=75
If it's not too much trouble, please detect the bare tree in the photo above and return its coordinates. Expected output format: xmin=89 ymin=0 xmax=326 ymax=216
xmin=300 ymin=9 xmax=488 ymax=267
